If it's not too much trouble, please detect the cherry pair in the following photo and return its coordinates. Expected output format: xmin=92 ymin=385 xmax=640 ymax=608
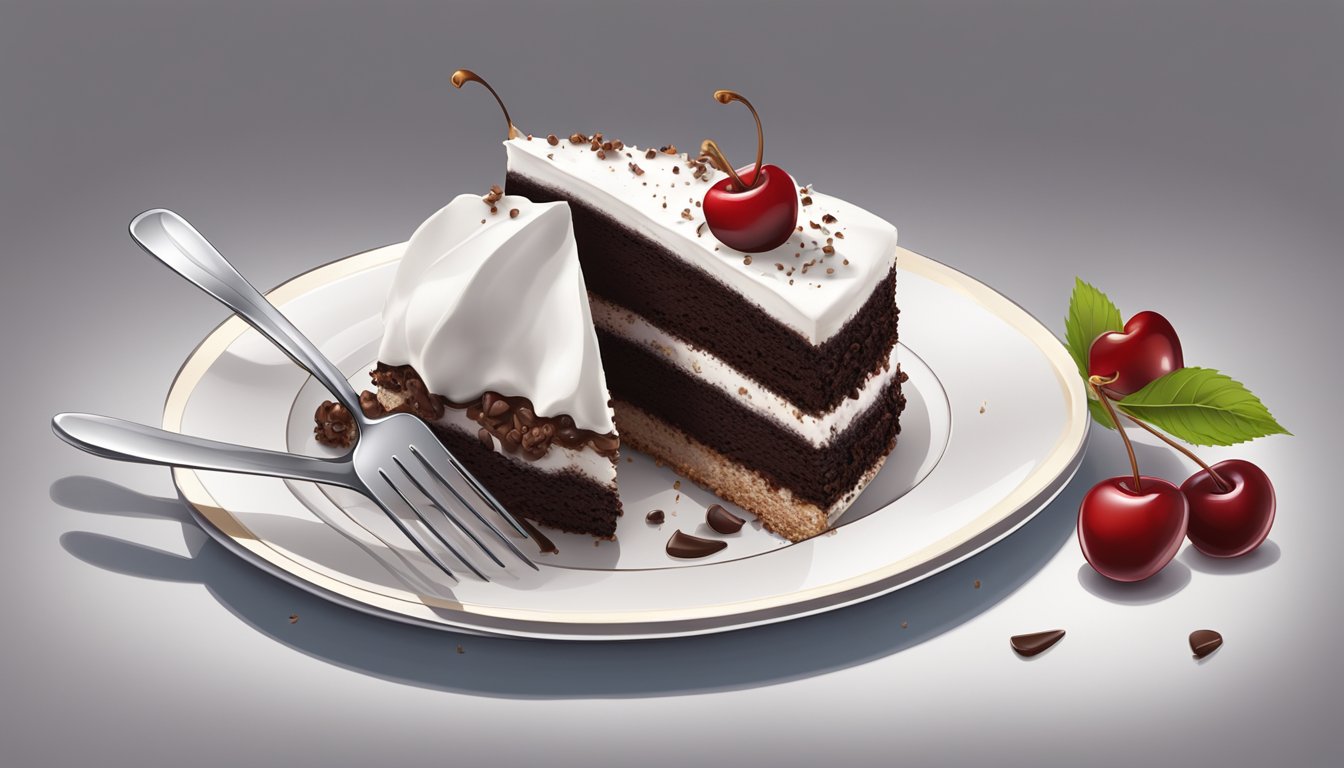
xmin=1078 ymin=313 xmax=1275 ymax=583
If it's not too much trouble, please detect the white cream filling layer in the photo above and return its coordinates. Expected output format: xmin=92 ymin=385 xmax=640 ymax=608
xmin=506 ymin=138 xmax=898 ymax=345
xmin=376 ymin=388 xmax=617 ymax=486
xmin=590 ymin=296 xmax=901 ymax=448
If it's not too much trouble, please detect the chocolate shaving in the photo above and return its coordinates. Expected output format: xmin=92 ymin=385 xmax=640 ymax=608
xmin=822 ymin=213 xmax=838 ymax=224
xmin=629 ymin=162 xmax=644 ymax=176
xmin=645 ymin=148 xmax=657 ymax=159
xmin=1190 ymin=629 xmax=1223 ymax=659
xmin=666 ymin=530 xmax=726 ymax=559
xmin=680 ymin=208 xmax=693 ymax=220
xmin=646 ymin=510 xmax=666 ymax=525
xmin=1010 ymin=629 xmax=1065 ymax=657
xmin=822 ymin=245 xmax=835 ymax=255
xmin=706 ymin=504 xmax=745 ymax=534
xmin=801 ymin=195 xmax=813 ymax=206
xmin=361 ymin=363 xmax=619 ymax=461
xmin=483 ymin=184 xmax=503 ymax=206
xmin=569 ymin=132 xmax=587 ymax=144
xmin=546 ymin=134 xmax=559 ymax=146
xmin=313 ymin=400 xmax=357 ymax=447
xmin=660 ymin=144 xmax=677 ymax=155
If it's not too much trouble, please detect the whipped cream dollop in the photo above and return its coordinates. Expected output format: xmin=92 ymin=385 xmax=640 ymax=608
xmin=506 ymin=137 xmax=898 ymax=345
xmin=378 ymin=194 xmax=616 ymax=435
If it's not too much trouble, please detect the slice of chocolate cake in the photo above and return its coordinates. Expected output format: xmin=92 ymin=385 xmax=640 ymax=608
xmin=505 ymin=135 xmax=904 ymax=542
xmin=317 ymin=192 xmax=623 ymax=537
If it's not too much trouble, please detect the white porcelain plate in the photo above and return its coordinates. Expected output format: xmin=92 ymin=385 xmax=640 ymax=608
xmin=165 ymin=245 xmax=1087 ymax=640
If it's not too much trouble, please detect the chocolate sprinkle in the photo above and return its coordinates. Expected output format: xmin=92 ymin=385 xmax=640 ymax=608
xmin=666 ymin=530 xmax=727 ymax=559
xmin=706 ymin=504 xmax=745 ymax=534
xmin=363 ymin=363 xmax=619 ymax=460
xmin=1190 ymin=629 xmax=1223 ymax=659
xmin=646 ymin=509 xmax=666 ymax=525
xmin=1010 ymin=629 xmax=1065 ymax=657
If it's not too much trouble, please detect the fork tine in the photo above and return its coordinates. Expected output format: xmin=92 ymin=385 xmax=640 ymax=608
xmin=377 ymin=469 xmax=489 ymax=581
xmin=391 ymin=454 xmax=507 ymax=569
xmin=363 ymin=489 xmax=460 ymax=583
xmin=409 ymin=444 xmax=540 ymax=570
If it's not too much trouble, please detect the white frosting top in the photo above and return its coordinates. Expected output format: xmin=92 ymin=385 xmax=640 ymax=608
xmin=506 ymin=137 xmax=898 ymax=344
xmin=378 ymin=194 xmax=616 ymax=435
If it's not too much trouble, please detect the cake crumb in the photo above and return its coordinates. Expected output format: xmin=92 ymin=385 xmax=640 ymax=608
xmin=822 ymin=213 xmax=838 ymax=224
xmin=509 ymin=208 xmax=520 ymax=219
xmin=835 ymin=231 xmax=845 ymax=239
xmin=801 ymin=195 xmax=813 ymax=206
xmin=673 ymin=480 xmax=682 ymax=490
xmin=547 ymin=134 xmax=559 ymax=146
xmin=456 ymin=644 xmax=465 ymax=654
xmin=822 ymin=245 xmax=835 ymax=255
xmin=738 ymin=386 xmax=748 ymax=396
xmin=646 ymin=148 xmax=657 ymax=159
xmin=570 ymin=132 xmax=586 ymax=144
xmin=629 ymin=162 xmax=644 ymax=176
xmin=979 ymin=401 xmax=987 ymax=414
xmin=974 ymin=579 xmax=982 ymax=589
xmin=681 ymin=208 xmax=693 ymax=220
xmin=743 ymin=255 xmax=752 ymax=265
xmin=826 ymin=268 xmax=835 ymax=275
xmin=901 ymin=621 xmax=908 ymax=629
xmin=288 ymin=614 xmax=299 ymax=624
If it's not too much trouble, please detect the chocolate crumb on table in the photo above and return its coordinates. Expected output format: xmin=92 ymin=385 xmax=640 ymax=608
xmin=1010 ymin=629 xmax=1065 ymax=657
xmin=1190 ymin=629 xmax=1223 ymax=659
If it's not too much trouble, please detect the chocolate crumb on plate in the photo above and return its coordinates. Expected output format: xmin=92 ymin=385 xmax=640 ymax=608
xmin=1010 ymin=629 xmax=1065 ymax=657
xmin=1190 ymin=629 xmax=1223 ymax=659
xmin=666 ymin=530 xmax=727 ymax=558
xmin=706 ymin=504 xmax=745 ymax=534
xmin=313 ymin=400 xmax=357 ymax=448
xmin=646 ymin=510 xmax=665 ymax=525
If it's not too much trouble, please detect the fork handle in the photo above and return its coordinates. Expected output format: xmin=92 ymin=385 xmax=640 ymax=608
xmin=128 ymin=209 xmax=365 ymax=419
xmin=53 ymin=413 xmax=358 ymax=488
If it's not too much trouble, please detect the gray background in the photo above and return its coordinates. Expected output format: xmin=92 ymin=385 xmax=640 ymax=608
xmin=2 ymin=1 xmax=1339 ymax=766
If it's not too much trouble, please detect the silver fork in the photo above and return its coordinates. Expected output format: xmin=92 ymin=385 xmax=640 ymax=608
xmin=56 ymin=208 xmax=536 ymax=582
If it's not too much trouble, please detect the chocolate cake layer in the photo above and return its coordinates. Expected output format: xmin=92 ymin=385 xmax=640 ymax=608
xmin=425 ymin=418 xmax=622 ymax=538
xmin=354 ymin=366 xmax=622 ymax=538
xmin=596 ymin=329 xmax=906 ymax=509
xmin=507 ymin=173 xmax=899 ymax=415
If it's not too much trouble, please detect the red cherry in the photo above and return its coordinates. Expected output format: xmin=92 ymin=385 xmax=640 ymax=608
xmin=1078 ymin=476 xmax=1189 ymax=582
xmin=1181 ymin=459 xmax=1275 ymax=558
xmin=703 ymin=164 xmax=799 ymax=253
xmin=1088 ymin=311 xmax=1184 ymax=396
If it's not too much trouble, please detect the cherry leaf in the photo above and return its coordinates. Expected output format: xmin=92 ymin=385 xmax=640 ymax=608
xmin=1064 ymin=278 xmax=1123 ymax=380
xmin=1114 ymin=367 xmax=1291 ymax=446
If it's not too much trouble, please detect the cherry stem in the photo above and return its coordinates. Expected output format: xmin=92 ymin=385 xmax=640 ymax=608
xmin=699 ymin=89 xmax=765 ymax=192
xmin=1117 ymin=412 xmax=1233 ymax=493
xmin=451 ymin=69 xmax=522 ymax=140
xmin=1089 ymin=375 xmax=1142 ymax=491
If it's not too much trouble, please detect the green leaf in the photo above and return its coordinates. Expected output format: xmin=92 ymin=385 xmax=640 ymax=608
xmin=1064 ymin=278 xmax=1124 ymax=380
xmin=1088 ymin=398 xmax=1116 ymax=430
xmin=1114 ymin=367 xmax=1291 ymax=446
